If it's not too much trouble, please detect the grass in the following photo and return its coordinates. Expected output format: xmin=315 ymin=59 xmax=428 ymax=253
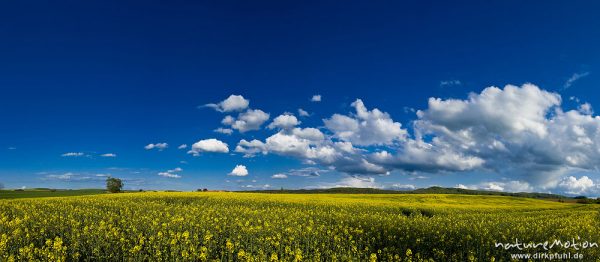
xmin=0 ymin=189 xmax=106 ymax=199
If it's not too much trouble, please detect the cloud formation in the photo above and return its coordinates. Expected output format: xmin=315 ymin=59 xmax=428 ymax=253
xmin=145 ymin=143 xmax=168 ymax=150
xmin=229 ymin=165 xmax=248 ymax=176
xmin=205 ymin=95 xmax=250 ymax=112
xmin=268 ymin=114 xmax=300 ymax=130
xmin=311 ymin=95 xmax=321 ymax=102
xmin=324 ymin=99 xmax=406 ymax=146
xmin=188 ymin=139 xmax=229 ymax=156
xmin=271 ymin=173 xmax=288 ymax=179
xmin=158 ymin=167 xmax=182 ymax=178
xmin=100 ymin=153 xmax=117 ymax=157
xmin=399 ymin=84 xmax=600 ymax=187
xmin=556 ymin=176 xmax=597 ymax=195
xmin=224 ymin=84 xmax=600 ymax=195
xmin=223 ymin=109 xmax=270 ymax=132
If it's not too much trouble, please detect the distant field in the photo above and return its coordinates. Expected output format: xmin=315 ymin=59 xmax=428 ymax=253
xmin=0 ymin=189 xmax=106 ymax=199
xmin=0 ymin=192 xmax=598 ymax=261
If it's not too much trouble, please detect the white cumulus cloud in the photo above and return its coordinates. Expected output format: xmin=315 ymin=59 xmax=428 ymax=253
xmin=365 ymin=83 xmax=600 ymax=188
xmin=324 ymin=99 xmax=407 ymax=146
xmin=229 ymin=165 xmax=249 ymax=176
xmin=223 ymin=109 xmax=270 ymax=133
xmin=556 ymin=176 xmax=597 ymax=195
xmin=268 ymin=114 xmax=300 ymax=130
xmin=205 ymin=94 xmax=250 ymax=112
xmin=188 ymin=139 xmax=229 ymax=156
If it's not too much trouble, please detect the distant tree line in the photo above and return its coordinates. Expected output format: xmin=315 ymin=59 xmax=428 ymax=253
xmin=572 ymin=196 xmax=600 ymax=204
xmin=241 ymin=186 xmax=576 ymax=200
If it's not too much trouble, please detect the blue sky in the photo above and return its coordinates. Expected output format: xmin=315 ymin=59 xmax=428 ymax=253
xmin=1 ymin=1 xmax=600 ymax=195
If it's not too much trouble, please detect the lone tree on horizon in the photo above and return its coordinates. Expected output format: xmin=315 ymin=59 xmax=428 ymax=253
xmin=106 ymin=177 xmax=123 ymax=193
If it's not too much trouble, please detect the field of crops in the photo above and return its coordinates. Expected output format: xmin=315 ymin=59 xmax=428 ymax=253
xmin=0 ymin=192 xmax=598 ymax=261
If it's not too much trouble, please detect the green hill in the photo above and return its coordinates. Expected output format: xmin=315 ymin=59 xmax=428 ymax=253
xmin=241 ymin=186 xmax=570 ymax=199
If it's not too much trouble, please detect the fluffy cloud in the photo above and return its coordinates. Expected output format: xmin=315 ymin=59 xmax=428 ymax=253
xmin=415 ymin=84 xmax=560 ymax=137
xmin=234 ymin=125 xmax=389 ymax=175
xmin=235 ymin=139 xmax=267 ymax=157
xmin=215 ymin=85 xmax=600 ymax=194
xmin=556 ymin=176 xmax=597 ymax=195
xmin=235 ymin=128 xmax=325 ymax=157
xmin=177 ymin=144 xmax=188 ymax=149
xmin=268 ymin=114 xmax=300 ymax=130
xmin=229 ymin=165 xmax=249 ymax=176
xmin=455 ymin=184 xmax=469 ymax=189
xmin=223 ymin=109 xmax=270 ymax=132
xmin=311 ymin=95 xmax=321 ymax=102
xmin=145 ymin=143 xmax=168 ymax=150
xmin=100 ymin=153 xmax=117 ymax=157
xmin=377 ymin=83 xmax=600 ymax=187
xmin=205 ymin=95 xmax=249 ymax=112
xmin=578 ymin=103 xmax=593 ymax=115
xmin=188 ymin=139 xmax=229 ymax=156
xmin=61 ymin=152 xmax=84 ymax=157
xmin=371 ymin=141 xmax=484 ymax=173
xmin=158 ymin=167 xmax=182 ymax=178
xmin=324 ymin=99 xmax=407 ymax=146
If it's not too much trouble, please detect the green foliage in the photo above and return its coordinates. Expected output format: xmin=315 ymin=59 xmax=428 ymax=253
xmin=106 ymin=177 xmax=123 ymax=193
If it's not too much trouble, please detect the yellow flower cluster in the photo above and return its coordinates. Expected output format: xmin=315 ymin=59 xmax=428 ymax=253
xmin=0 ymin=192 xmax=598 ymax=261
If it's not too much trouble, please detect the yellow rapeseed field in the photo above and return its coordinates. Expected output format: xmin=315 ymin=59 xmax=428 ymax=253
xmin=0 ymin=192 xmax=598 ymax=261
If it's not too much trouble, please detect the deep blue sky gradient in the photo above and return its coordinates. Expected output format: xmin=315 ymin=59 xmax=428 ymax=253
xmin=1 ymin=1 xmax=599 ymax=190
